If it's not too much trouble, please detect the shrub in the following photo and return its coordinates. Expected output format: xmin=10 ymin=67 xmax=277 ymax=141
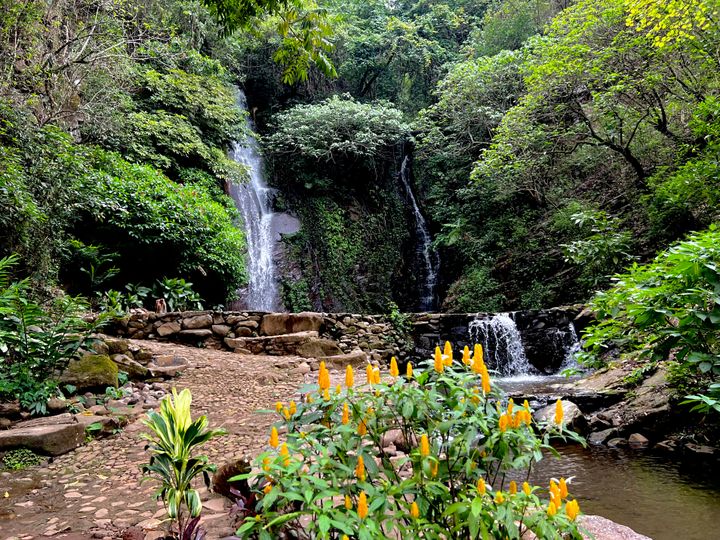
xmin=236 ymin=345 xmax=584 ymax=539
xmin=2 ymin=448 xmax=43 ymax=470
xmin=0 ymin=255 xmax=102 ymax=414
xmin=141 ymin=389 xmax=227 ymax=539
xmin=580 ymin=226 xmax=720 ymax=410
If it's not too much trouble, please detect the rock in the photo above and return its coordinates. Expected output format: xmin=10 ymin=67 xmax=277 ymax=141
xmin=578 ymin=515 xmax=651 ymax=540
xmin=148 ymin=356 xmax=189 ymax=378
xmin=234 ymin=326 xmax=253 ymax=337
xmin=182 ymin=314 xmax=213 ymax=330
xmin=297 ymin=338 xmax=343 ymax=358
xmin=319 ymin=349 xmax=367 ymax=369
xmin=15 ymin=413 xmax=75 ymax=429
xmin=381 ymin=429 xmax=417 ymax=453
xmin=90 ymin=339 xmax=110 ymax=356
xmin=235 ymin=320 xmax=259 ymax=329
xmin=59 ymin=354 xmax=118 ymax=391
xmin=684 ymin=442 xmax=716 ymax=455
xmin=260 ymin=312 xmax=324 ymax=336
xmin=121 ymin=527 xmax=145 ymax=540
xmin=88 ymin=404 xmax=108 ymax=415
xmin=0 ymin=422 xmax=85 ymax=455
xmin=111 ymin=354 xmax=149 ymax=379
xmin=179 ymin=329 xmax=213 ymax=339
xmin=156 ymin=322 xmax=181 ymax=337
xmin=134 ymin=349 xmax=153 ymax=364
xmin=47 ymin=397 xmax=68 ymax=412
xmin=628 ymin=433 xmax=649 ymax=447
xmin=588 ymin=428 xmax=617 ymax=446
xmin=104 ymin=337 xmax=129 ymax=355
xmin=202 ymin=497 xmax=227 ymax=513
xmin=74 ymin=414 xmax=118 ymax=434
xmin=534 ymin=400 xmax=585 ymax=431
xmin=607 ymin=437 xmax=628 ymax=448
xmin=0 ymin=401 xmax=21 ymax=417
xmin=211 ymin=324 xmax=231 ymax=337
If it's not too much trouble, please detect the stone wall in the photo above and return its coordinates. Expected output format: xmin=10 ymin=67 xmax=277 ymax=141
xmin=109 ymin=306 xmax=587 ymax=372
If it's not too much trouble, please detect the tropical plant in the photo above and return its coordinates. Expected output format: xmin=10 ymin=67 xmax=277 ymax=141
xmin=152 ymin=278 xmax=204 ymax=313
xmin=580 ymin=226 xmax=720 ymax=410
xmin=141 ymin=388 xmax=227 ymax=540
xmin=236 ymin=344 xmax=584 ymax=539
xmin=0 ymin=255 xmax=103 ymax=413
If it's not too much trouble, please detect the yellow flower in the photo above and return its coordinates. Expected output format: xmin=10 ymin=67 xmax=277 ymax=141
xmin=289 ymin=401 xmax=297 ymax=415
xmin=279 ymin=443 xmax=290 ymax=466
xmin=477 ymin=478 xmax=486 ymax=495
xmin=406 ymin=361 xmax=413 ymax=379
xmin=263 ymin=483 xmax=272 ymax=495
xmin=342 ymin=536 xmax=350 ymax=540
xmin=282 ymin=407 xmax=290 ymax=421
xmin=507 ymin=398 xmax=514 ymax=416
xmin=410 ymin=501 xmax=419 ymax=519
xmin=509 ymin=481 xmax=517 ymax=495
xmin=523 ymin=399 xmax=530 ymax=412
xmin=462 ymin=345 xmax=471 ymax=365
xmin=269 ymin=426 xmax=279 ymax=448
xmin=336 ymin=384 xmax=342 ymax=395
xmin=357 ymin=419 xmax=367 ymax=436
xmin=275 ymin=401 xmax=283 ymax=413
xmin=494 ymin=491 xmax=505 ymax=504
xmin=372 ymin=367 xmax=381 ymax=385
xmin=342 ymin=402 xmax=350 ymax=425
xmin=547 ymin=501 xmax=557 ymax=516
xmin=498 ymin=414 xmax=509 ymax=432
xmin=366 ymin=364 xmax=374 ymax=385
xmin=522 ymin=482 xmax=531 ymax=496
xmin=434 ymin=346 xmax=444 ymax=373
xmin=323 ymin=388 xmax=330 ymax=401
xmin=346 ymin=365 xmax=354 ymax=388
xmin=554 ymin=399 xmax=564 ymax=425
xmin=355 ymin=455 xmax=366 ymax=481
xmin=559 ymin=477 xmax=568 ymax=499
xmin=443 ymin=341 xmax=453 ymax=366
xmin=481 ymin=365 xmax=491 ymax=394
xmin=473 ymin=343 xmax=484 ymax=367
xmin=429 ymin=460 xmax=438 ymax=478
xmin=344 ymin=495 xmax=352 ymax=510
xmin=306 ymin=394 xmax=314 ymax=404
xmin=419 ymin=434 xmax=431 ymax=457
xmin=565 ymin=499 xmax=580 ymax=521
xmin=390 ymin=356 xmax=399 ymax=377
xmin=357 ymin=491 xmax=368 ymax=519
xmin=318 ymin=361 xmax=330 ymax=390
xmin=262 ymin=457 xmax=271 ymax=472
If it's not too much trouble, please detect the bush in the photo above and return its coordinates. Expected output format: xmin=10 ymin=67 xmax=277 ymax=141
xmin=580 ymin=226 xmax=720 ymax=409
xmin=237 ymin=345 xmax=584 ymax=539
xmin=0 ymin=255 xmax=102 ymax=414
xmin=2 ymin=448 xmax=43 ymax=470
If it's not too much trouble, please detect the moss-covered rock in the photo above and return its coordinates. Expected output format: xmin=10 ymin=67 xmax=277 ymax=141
xmin=59 ymin=354 xmax=118 ymax=391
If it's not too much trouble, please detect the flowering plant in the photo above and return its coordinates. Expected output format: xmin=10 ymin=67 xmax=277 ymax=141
xmin=235 ymin=344 xmax=585 ymax=539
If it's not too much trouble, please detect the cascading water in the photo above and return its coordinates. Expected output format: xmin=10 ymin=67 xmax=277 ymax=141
xmin=227 ymin=90 xmax=281 ymax=311
xmin=469 ymin=313 xmax=535 ymax=376
xmin=399 ymin=155 xmax=440 ymax=311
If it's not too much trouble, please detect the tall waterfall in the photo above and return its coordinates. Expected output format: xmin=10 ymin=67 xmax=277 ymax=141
xmin=228 ymin=91 xmax=280 ymax=311
xmin=399 ymin=155 xmax=440 ymax=311
xmin=469 ymin=314 xmax=535 ymax=376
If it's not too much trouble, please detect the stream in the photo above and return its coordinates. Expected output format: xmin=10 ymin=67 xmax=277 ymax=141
xmin=471 ymin=313 xmax=720 ymax=540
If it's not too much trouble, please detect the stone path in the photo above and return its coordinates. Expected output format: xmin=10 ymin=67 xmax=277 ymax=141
xmin=0 ymin=341 xmax=324 ymax=539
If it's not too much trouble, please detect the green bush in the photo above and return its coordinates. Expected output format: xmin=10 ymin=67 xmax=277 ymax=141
xmin=580 ymin=226 xmax=720 ymax=410
xmin=0 ymin=255 xmax=102 ymax=414
xmin=237 ymin=345 xmax=584 ymax=539
xmin=2 ymin=448 xmax=43 ymax=470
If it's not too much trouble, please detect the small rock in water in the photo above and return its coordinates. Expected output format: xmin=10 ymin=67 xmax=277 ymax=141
xmin=628 ymin=433 xmax=649 ymax=447
xmin=607 ymin=437 xmax=628 ymax=448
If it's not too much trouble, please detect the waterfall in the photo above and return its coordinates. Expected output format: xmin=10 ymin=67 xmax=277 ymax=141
xmin=557 ymin=322 xmax=582 ymax=371
xmin=399 ymin=155 xmax=440 ymax=311
xmin=227 ymin=90 xmax=280 ymax=311
xmin=469 ymin=313 xmax=535 ymax=376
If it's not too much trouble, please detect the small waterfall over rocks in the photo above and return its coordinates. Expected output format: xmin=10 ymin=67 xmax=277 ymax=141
xmin=468 ymin=312 xmax=581 ymax=376
xmin=399 ymin=154 xmax=440 ymax=311
xmin=469 ymin=313 xmax=536 ymax=376
xmin=227 ymin=90 xmax=289 ymax=311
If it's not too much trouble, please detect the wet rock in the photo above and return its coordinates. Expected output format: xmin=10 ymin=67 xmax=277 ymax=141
xmin=628 ymin=433 xmax=649 ymax=448
xmin=534 ymin=400 xmax=586 ymax=431
xmin=607 ymin=437 xmax=628 ymax=448
xmin=588 ymin=428 xmax=617 ymax=445
xmin=0 ymin=422 xmax=85 ymax=455
xmin=578 ymin=515 xmax=651 ymax=540
xmin=59 ymin=354 xmax=118 ymax=391
xmin=684 ymin=443 xmax=716 ymax=455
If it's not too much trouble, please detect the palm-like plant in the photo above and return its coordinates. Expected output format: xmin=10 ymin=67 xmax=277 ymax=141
xmin=142 ymin=389 xmax=227 ymax=539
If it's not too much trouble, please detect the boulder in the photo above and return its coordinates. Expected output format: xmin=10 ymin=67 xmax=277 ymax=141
xmin=111 ymin=354 xmax=149 ymax=379
xmin=157 ymin=322 xmax=181 ymax=337
xmin=578 ymin=515 xmax=651 ymax=540
xmin=226 ymin=331 xmax=320 ymax=356
xmin=73 ymin=414 xmax=118 ymax=434
xmin=59 ymin=354 xmax=118 ymax=391
xmin=182 ymin=314 xmax=213 ymax=330
xmin=104 ymin=337 xmax=129 ymax=355
xmin=0 ymin=422 xmax=85 ymax=455
xmin=296 ymin=338 xmax=343 ymax=358
xmin=588 ymin=428 xmax=617 ymax=446
xmin=260 ymin=312 xmax=324 ymax=336
xmin=148 ymin=356 xmax=189 ymax=377
xmin=212 ymin=457 xmax=251 ymax=499
xmin=211 ymin=324 xmax=231 ymax=337
xmin=628 ymin=433 xmax=649 ymax=448
xmin=0 ymin=401 xmax=21 ymax=417
xmin=179 ymin=329 xmax=213 ymax=339
xmin=534 ymin=400 xmax=585 ymax=431
xmin=320 ymin=350 xmax=368 ymax=370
